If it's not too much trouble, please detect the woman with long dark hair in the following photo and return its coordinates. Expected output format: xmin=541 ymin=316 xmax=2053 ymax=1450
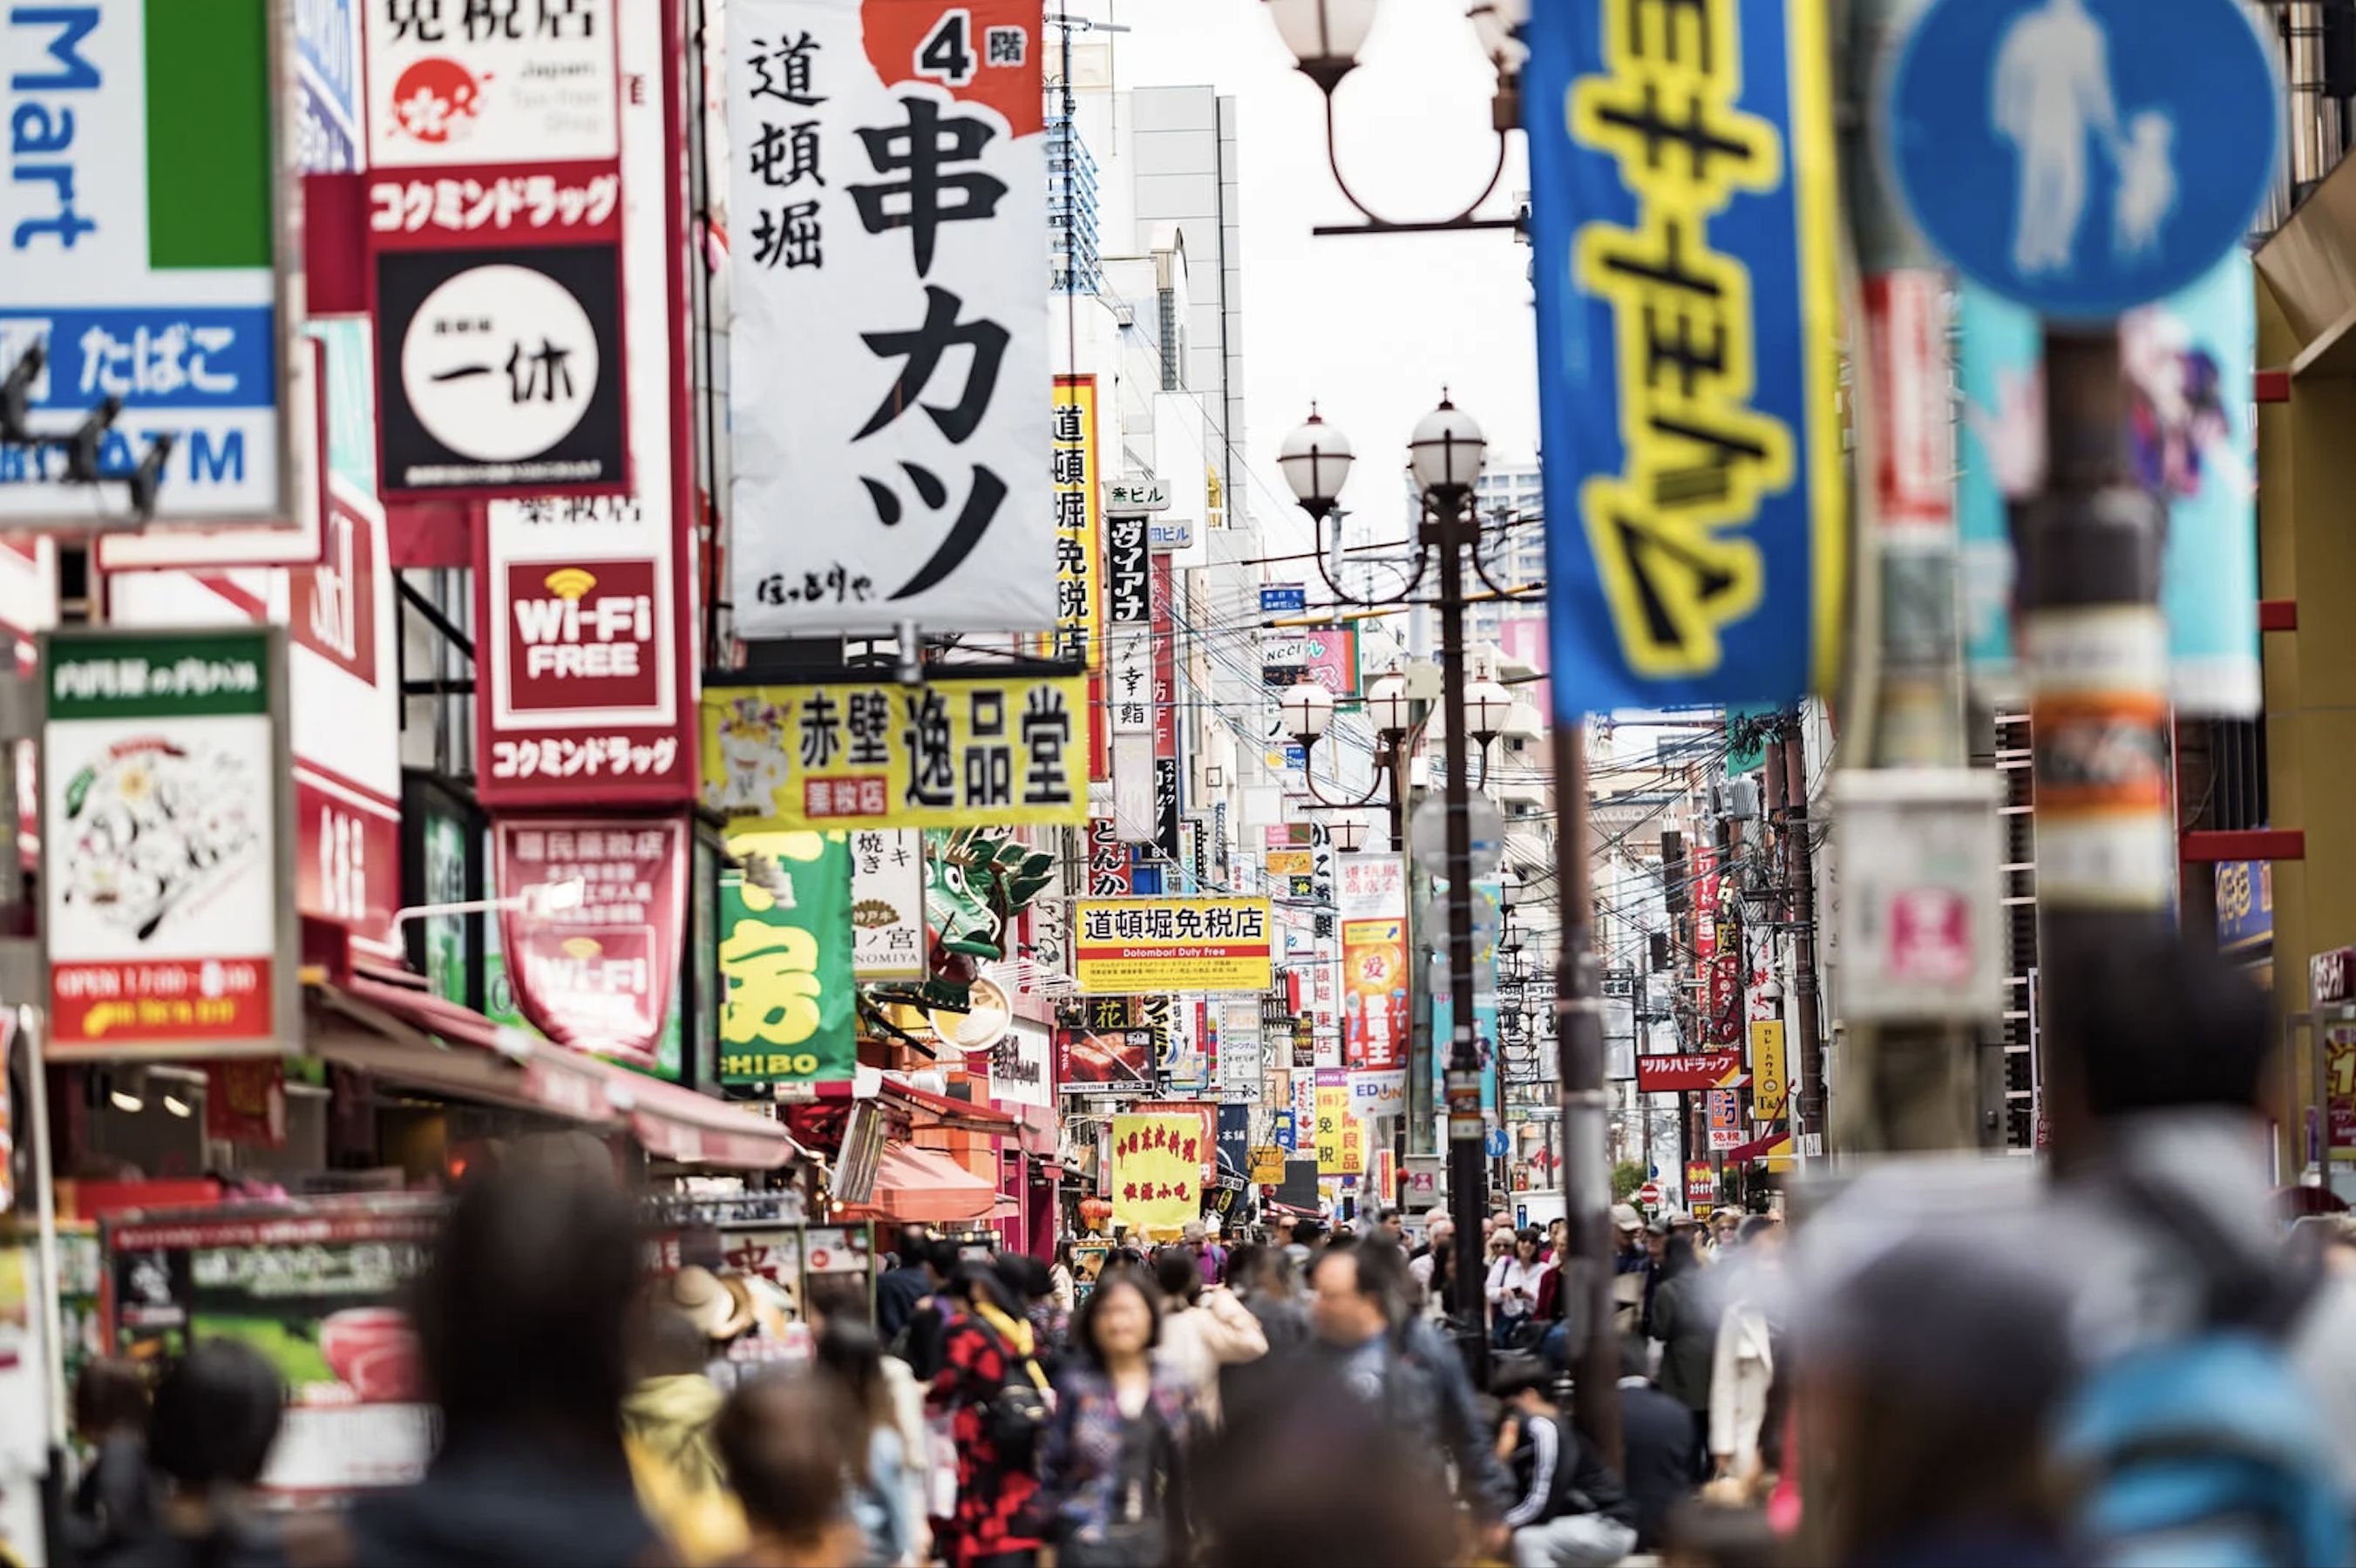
xmin=1038 ymin=1273 xmax=1195 ymax=1568
xmin=816 ymin=1320 xmax=918 ymax=1566
xmin=927 ymin=1262 xmax=1050 ymax=1568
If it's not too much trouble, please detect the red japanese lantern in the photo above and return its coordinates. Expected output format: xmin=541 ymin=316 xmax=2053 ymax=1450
xmin=1077 ymin=1195 xmax=1113 ymax=1233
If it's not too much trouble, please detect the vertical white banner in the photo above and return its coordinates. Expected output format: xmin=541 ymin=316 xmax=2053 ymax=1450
xmin=727 ymin=0 xmax=1051 ymax=634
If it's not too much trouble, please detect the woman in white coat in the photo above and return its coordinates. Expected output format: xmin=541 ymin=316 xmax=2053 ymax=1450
xmin=1708 ymin=1218 xmax=1787 ymax=1496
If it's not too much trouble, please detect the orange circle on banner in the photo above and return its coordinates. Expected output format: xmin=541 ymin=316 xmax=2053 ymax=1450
xmin=861 ymin=2 xmax=1044 ymax=138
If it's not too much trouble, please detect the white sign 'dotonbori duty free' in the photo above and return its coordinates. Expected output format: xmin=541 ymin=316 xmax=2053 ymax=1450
xmin=0 ymin=0 xmax=317 ymax=526
xmin=42 ymin=627 xmax=298 ymax=1059
xmin=727 ymin=0 xmax=1051 ymax=635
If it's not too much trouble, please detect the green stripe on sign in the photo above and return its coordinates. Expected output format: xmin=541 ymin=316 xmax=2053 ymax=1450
xmin=145 ymin=0 xmax=273 ymax=268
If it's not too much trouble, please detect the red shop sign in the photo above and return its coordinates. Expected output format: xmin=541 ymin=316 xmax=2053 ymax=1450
xmin=1634 ymin=1051 xmax=1743 ymax=1095
xmin=492 ymin=814 xmax=688 ymax=1071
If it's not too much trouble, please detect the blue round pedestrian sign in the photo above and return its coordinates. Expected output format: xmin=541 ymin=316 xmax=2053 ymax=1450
xmin=1485 ymin=1127 xmax=1510 ymax=1159
xmin=1883 ymin=0 xmax=2278 ymax=319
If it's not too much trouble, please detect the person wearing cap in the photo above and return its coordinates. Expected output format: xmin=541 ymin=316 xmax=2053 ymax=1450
xmin=1611 ymin=1205 xmax=1648 ymax=1336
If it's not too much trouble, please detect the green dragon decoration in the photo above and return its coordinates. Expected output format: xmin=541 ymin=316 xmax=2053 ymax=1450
xmin=858 ymin=828 xmax=1058 ymax=1049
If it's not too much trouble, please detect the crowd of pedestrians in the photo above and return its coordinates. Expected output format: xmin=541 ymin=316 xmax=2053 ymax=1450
xmin=46 ymin=934 xmax=2356 ymax=1567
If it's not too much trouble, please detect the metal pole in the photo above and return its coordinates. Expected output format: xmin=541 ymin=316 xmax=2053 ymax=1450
xmin=1437 ymin=494 xmax=1490 ymax=1384
xmin=1554 ymin=723 xmax=1623 ymax=1465
xmin=1837 ymin=0 xmax=1979 ymax=1154
xmin=2025 ymin=327 xmax=2172 ymax=1159
xmin=1390 ymin=726 xmax=1413 ymax=1212
xmin=1782 ymin=730 xmax=1828 ymax=1150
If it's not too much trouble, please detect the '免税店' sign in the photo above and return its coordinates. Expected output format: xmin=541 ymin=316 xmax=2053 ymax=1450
xmin=493 ymin=815 xmax=688 ymax=1071
xmin=726 ymin=0 xmax=1054 ymax=636
xmin=365 ymin=0 xmax=628 ymax=499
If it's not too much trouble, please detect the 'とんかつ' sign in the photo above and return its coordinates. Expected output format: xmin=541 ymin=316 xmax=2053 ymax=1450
xmin=1072 ymin=897 xmax=1274 ymax=995
xmin=718 ymin=832 xmax=858 ymax=1091
xmin=43 ymin=628 xmax=295 ymax=1056
xmin=701 ymin=675 xmax=1085 ymax=832
xmin=1524 ymin=0 xmax=1847 ymax=716
xmin=726 ymin=0 xmax=1055 ymax=636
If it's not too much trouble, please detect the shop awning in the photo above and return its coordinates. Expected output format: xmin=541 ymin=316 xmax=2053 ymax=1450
xmin=310 ymin=967 xmax=798 ymax=1171
xmin=877 ymin=1076 xmax=1023 ymax=1137
xmin=834 ymin=1142 xmax=1001 ymax=1223
xmin=1724 ymin=1131 xmax=1795 ymax=1167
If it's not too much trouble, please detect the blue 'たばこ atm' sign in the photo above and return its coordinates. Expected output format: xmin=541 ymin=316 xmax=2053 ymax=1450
xmin=1525 ymin=0 xmax=1847 ymax=719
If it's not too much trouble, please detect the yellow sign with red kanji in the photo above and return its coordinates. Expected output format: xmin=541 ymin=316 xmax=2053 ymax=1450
xmin=1111 ymin=1113 xmax=1203 ymax=1237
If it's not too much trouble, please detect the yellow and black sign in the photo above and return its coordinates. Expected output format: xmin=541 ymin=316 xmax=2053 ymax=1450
xmin=1525 ymin=0 xmax=1845 ymax=713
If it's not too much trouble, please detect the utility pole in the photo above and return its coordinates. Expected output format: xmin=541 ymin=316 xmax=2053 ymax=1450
xmin=1553 ymin=722 xmax=1622 ymax=1466
xmin=1782 ymin=727 xmax=1827 ymax=1144
xmin=1433 ymin=479 xmax=1493 ymax=1387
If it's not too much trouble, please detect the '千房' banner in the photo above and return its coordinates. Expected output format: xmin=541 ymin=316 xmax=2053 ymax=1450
xmin=1525 ymin=0 xmax=1845 ymax=718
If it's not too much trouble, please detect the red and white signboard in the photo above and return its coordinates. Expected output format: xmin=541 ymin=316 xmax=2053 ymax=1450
xmin=365 ymin=0 xmax=629 ymax=501
xmin=492 ymin=815 xmax=687 ymax=1071
xmin=1693 ymin=841 xmax=1720 ymax=960
xmin=1633 ymin=1051 xmax=1745 ymax=1094
xmin=473 ymin=0 xmax=695 ymax=804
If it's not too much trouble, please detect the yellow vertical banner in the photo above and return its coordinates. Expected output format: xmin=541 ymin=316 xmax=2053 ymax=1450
xmin=1111 ymin=1113 xmax=1202 ymax=1238
xmin=1052 ymin=376 xmax=1101 ymax=670
xmin=1749 ymin=1019 xmax=1789 ymax=1123
xmin=1314 ymin=1070 xmax=1361 ymax=1175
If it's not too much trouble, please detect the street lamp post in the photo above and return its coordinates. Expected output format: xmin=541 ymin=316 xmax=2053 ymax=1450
xmin=1282 ymin=392 xmax=1523 ymax=1385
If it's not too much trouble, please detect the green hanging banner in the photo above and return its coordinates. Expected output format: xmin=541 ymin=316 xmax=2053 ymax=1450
xmin=719 ymin=832 xmax=857 ymax=1095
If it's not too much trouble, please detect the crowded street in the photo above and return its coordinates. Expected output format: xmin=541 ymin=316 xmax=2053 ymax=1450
xmin=0 ymin=0 xmax=2350 ymax=1563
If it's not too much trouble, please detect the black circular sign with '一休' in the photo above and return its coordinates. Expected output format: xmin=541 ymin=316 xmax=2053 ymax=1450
xmin=376 ymin=243 xmax=625 ymax=499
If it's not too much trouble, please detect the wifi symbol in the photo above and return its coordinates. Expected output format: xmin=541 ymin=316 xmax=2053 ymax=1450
xmin=541 ymin=567 xmax=598 ymax=601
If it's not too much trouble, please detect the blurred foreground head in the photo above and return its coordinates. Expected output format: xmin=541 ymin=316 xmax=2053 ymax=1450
xmin=1804 ymin=1234 xmax=2074 ymax=1566
xmin=1199 ymin=1359 xmax=1460 ymax=1568
xmin=150 ymin=1339 xmax=286 ymax=1491
xmin=416 ymin=1138 xmax=642 ymax=1453
xmin=716 ymin=1373 xmax=859 ymax=1562
xmin=2052 ymin=931 xmax=2272 ymax=1128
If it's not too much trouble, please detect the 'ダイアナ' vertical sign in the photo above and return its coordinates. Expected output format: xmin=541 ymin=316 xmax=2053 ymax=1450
xmin=1525 ymin=0 xmax=1846 ymax=718
xmin=727 ymin=0 xmax=1052 ymax=635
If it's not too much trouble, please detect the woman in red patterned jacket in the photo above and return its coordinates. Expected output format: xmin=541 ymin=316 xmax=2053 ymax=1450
xmin=928 ymin=1262 xmax=1051 ymax=1568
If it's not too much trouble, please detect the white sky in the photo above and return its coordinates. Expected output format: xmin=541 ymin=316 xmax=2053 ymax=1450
xmin=1081 ymin=0 xmax=1538 ymax=546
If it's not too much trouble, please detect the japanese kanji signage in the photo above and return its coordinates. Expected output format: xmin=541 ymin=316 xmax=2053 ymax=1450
xmin=1525 ymin=0 xmax=1847 ymax=716
xmin=848 ymin=828 xmax=926 ymax=979
xmin=472 ymin=0 xmax=696 ymax=804
xmin=702 ymin=675 xmax=1085 ymax=832
xmin=719 ymin=832 xmax=858 ymax=1092
xmin=479 ymin=499 xmax=696 ymax=805
xmin=1051 ymin=375 xmax=1102 ymax=665
xmin=1072 ymin=897 xmax=1274 ymax=995
xmin=42 ymin=628 xmax=296 ymax=1058
xmin=728 ymin=0 xmax=1053 ymax=635
xmin=1110 ymin=1112 xmax=1203 ymax=1239
xmin=364 ymin=0 xmax=617 ymax=167
xmin=1708 ymin=1087 xmax=1742 ymax=1151
xmin=0 ymin=0 xmax=316 ymax=527
xmin=492 ymin=814 xmax=686 ymax=1071
xmin=1341 ymin=916 xmax=1409 ymax=1073
xmin=1055 ymin=994 xmax=1151 ymax=1091
xmin=1314 ymin=1068 xmax=1362 ymax=1176
xmin=365 ymin=0 xmax=628 ymax=499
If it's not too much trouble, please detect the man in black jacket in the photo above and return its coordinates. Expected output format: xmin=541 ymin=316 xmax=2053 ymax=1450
xmin=873 ymin=1225 xmax=942 ymax=1341
xmin=1614 ymin=1334 xmax=1707 ymax=1550
xmin=1492 ymin=1359 xmax=1640 ymax=1566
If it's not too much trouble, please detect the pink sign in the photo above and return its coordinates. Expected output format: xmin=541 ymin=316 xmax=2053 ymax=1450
xmin=492 ymin=815 xmax=688 ymax=1071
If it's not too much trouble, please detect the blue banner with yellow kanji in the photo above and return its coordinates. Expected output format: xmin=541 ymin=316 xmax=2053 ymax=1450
xmin=1526 ymin=0 xmax=1846 ymax=719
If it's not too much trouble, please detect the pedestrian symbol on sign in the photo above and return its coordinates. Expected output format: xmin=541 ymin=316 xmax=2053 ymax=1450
xmin=1884 ymin=0 xmax=2278 ymax=319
